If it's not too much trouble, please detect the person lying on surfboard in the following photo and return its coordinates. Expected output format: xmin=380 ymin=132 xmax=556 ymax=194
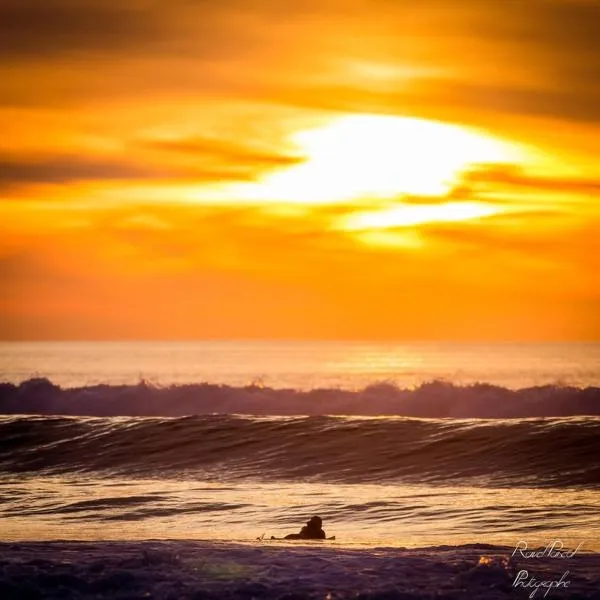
xmin=270 ymin=515 xmax=330 ymax=540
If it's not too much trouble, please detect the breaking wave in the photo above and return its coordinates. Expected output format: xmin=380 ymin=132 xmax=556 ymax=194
xmin=1 ymin=377 xmax=599 ymax=418
xmin=1 ymin=413 xmax=599 ymax=487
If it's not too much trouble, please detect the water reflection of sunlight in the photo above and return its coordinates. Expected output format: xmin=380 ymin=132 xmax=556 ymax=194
xmin=2 ymin=476 xmax=598 ymax=551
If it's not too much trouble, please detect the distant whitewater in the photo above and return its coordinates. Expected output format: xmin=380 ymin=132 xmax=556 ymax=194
xmin=1 ymin=377 xmax=599 ymax=418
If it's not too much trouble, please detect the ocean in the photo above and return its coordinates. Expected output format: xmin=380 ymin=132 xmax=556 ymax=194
xmin=1 ymin=340 xmax=599 ymax=390
xmin=1 ymin=341 xmax=599 ymax=552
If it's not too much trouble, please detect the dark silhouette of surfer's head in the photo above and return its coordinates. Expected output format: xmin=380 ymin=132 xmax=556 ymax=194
xmin=282 ymin=515 xmax=327 ymax=540
xmin=301 ymin=515 xmax=325 ymax=538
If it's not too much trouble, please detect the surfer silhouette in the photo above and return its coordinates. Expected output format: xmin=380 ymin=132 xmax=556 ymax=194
xmin=271 ymin=516 xmax=328 ymax=540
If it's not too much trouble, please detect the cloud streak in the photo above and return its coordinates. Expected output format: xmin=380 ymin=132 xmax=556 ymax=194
xmin=1 ymin=0 xmax=598 ymax=126
xmin=0 ymin=137 xmax=303 ymax=190
xmin=0 ymin=1 xmax=161 ymax=59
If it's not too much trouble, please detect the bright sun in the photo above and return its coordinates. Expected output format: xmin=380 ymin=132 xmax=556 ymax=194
xmin=231 ymin=114 xmax=520 ymax=204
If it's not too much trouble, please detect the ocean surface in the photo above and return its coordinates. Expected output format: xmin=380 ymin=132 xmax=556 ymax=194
xmin=1 ymin=340 xmax=599 ymax=390
xmin=1 ymin=341 xmax=599 ymax=551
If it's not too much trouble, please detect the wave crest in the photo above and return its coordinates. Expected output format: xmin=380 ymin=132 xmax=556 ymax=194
xmin=1 ymin=377 xmax=599 ymax=418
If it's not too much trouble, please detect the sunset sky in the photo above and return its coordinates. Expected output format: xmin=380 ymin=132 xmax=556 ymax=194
xmin=1 ymin=0 xmax=599 ymax=341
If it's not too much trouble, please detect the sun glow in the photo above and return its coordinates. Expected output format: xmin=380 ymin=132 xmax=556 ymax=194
xmin=339 ymin=201 xmax=501 ymax=231
xmin=229 ymin=115 xmax=520 ymax=204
